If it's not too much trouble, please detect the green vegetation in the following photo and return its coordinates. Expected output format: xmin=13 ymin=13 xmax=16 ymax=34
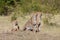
xmin=0 ymin=0 xmax=60 ymax=16
xmin=0 ymin=0 xmax=60 ymax=24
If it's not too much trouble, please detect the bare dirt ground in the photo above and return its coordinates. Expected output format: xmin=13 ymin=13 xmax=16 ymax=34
xmin=0 ymin=16 xmax=60 ymax=40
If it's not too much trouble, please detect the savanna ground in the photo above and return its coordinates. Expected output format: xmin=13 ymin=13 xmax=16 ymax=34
xmin=0 ymin=14 xmax=60 ymax=40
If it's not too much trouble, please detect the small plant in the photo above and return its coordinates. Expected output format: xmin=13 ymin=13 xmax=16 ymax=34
xmin=11 ymin=13 xmax=17 ymax=21
xmin=49 ymin=22 xmax=57 ymax=26
xmin=43 ymin=18 xmax=49 ymax=24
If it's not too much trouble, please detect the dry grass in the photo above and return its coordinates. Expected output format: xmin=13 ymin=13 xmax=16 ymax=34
xmin=0 ymin=15 xmax=60 ymax=40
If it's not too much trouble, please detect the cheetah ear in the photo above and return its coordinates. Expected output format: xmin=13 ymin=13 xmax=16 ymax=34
xmin=23 ymin=27 xmax=26 ymax=31
xmin=18 ymin=26 xmax=19 ymax=29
